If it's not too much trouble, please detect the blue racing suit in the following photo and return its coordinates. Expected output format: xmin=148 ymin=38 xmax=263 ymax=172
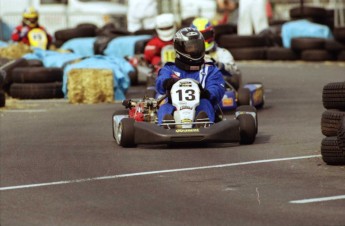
xmin=156 ymin=62 xmax=225 ymax=124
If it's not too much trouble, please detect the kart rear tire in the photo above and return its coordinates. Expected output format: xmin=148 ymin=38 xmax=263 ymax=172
xmin=118 ymin=118 xmax=136 ymax=147
xmin=238 ymin=87 xmax=251 ymax=106
xmin=236 ymin=105 xmax=258 ymax=134
xmin=112 ymin=110 xmax=129 ymax=141
xmin=322 ymin=81 xmax=345 ymax=110
xmin=238 ymin=114 xmax=256 ymax=145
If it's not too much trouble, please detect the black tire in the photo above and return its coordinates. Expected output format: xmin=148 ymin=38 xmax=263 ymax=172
xmin=218 ymin=35 xmax=267 ymax=49
xmin=237 ymin=87 xmax=251 ymax=106
xmin=322 ymin=81 xmax=345 ymax=110
xmin=55 ymin=26 xmax=96 ymax=43
xmin=236 ymin=105 xmax=258 ymax=134
xmin=289 ymin=6 xmax=327 ymax=20
xmin=112 ymin=110 xmax=129 ymax=141
xmin=0 ymin=58 xmax=29 ymax=93
xmin=301 ymin=50 xmax=335 ymax=61
xmin=224 ymin=72 xmax=242 ymax=90
xmin=321 ymin=137 xmax=345 ymax=165
xmin=324 ymin=40 xmax=345 ymax=53
xmin=27 ymin=59 xmax=44 ymax=67
xmin=0 ymin=90 xmax=5 ymax=107
xmin=238 ymin=114 xmax=256 ymax=145
xmin=118 ymin=118 xmax=136 ymax=147
xmin=227 ymin=48 xmax=266 ymax=60
xmin=321 ymin=109 xmax=345 ymax=137
xmin=338 ymin=51 xmax=345 ymax=61
xmin=134 ymin=38 xmax=151 ymax=54
xmin=9 ymin=82 xmax=64 ymax=99
xmin=133 ymin=29 xmax=156 ymax=36
xmin=12 ymin=67 xmax=63 ymax=83
xmin=128 ymin=67 xmax=138 ymax=86
xmin=266 ymin=47 xmax=299 ymax=61
xmin=291 ymin=38 xmax=325 ymax=52
xmin=93 ymin=36 xmax=115 ymax=55
xmin=333 ymin=27 xmax=345 ymax=43
xmin=338 ymin=116 xmax=345 ymax=153
xmin=214 ymin=24 xmax=237 ymax=43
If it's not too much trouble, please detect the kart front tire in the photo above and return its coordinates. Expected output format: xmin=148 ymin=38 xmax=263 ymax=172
xmin=238 ymin=87 xmax=251 ymax=106
xmin=236 ymin=105 xmax=258 ymax=134
xmin=238 ymin=114 xmax=256 ymax=145
xmin=118 ymin=118 xmax=136 ymax=147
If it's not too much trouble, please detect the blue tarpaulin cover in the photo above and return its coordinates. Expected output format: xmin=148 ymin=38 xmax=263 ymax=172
xmin=60 ymin=37 xmax=96 ymax=57
xmin=281 ymin=19 xmax=333 ymax=48
xmin=104 ymin=35 xmax=152 ymax=57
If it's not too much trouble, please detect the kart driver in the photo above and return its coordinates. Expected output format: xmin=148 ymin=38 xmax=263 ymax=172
xmin=11 ymin=7 xmax=52 ymax=48
xmin=191 ymin=17 xmax=242 ymax=89
xmin=156 ymin=27 xmax=225 ymax=125
xmin=144 ymin=13 xmax=176 ymax=69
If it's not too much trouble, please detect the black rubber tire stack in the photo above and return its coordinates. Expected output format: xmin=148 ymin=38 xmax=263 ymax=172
xmin=9 ymin=67 xmax=64 ymax=99
xmin=54 ymin=23 xmax=98 ymax=48
xmin=333 ymin=27 xmax=345 ymax=61
xmin=321 ymin=81 xmax=345 ymax=165
xmin=218 ymin=35 xmax=267 ymax=60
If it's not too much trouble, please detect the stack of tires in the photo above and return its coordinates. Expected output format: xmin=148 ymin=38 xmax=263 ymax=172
xmin=54 ymin=23 xmax=98 ymax=48
xmin=218 ymin=35 xmax=268 ymax=60
xmin=321 ymin=81 xmax=345 ymax=165
xmin=0 ymin=57 xmax=11 ymax=107
xmin=9 ymin=66 xmax=64 ymax=100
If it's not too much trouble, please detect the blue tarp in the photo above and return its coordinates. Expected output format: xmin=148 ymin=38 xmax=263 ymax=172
xmin=60 ymin=37 xmax=96 ymax=57
xmin=104 ymin=35 xmax=152 ymax=57
xmin=281 ymin=20 xmax=333 ymax=48
xmin=24 ymin=48 xmax=84 ymax=68
xmin=63 ymin=55 xmax=133 ymax=101
xmin=0 ymin=40 xmax=8 ymax=47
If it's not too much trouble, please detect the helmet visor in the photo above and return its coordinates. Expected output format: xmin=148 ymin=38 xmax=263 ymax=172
xmin=201 ymin=29 xmax=214 ymax=43
xmin=180 ymin=39 xmax=205 ymax=59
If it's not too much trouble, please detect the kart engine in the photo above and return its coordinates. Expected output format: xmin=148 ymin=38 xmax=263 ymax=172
xmin=124 ymin=98 xmax=158 ymax=123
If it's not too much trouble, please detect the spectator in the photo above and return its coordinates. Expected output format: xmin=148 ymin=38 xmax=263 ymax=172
xmin=217 ymin=0 xmax=238 ymax=25
xmin=143 ymin=13 xmax=176 ymax=68
xmin=237 ymin=0 xmax=269 ymax=35
xmin=11 ymin=7 xmax=52 ymax=49
xmin=127 ymin=0 xmax=157 ymax=32
xmin=191 ymin=17 xmax=241 ymax=89
xmin=155 ymin=27 xmax=225 ymax=125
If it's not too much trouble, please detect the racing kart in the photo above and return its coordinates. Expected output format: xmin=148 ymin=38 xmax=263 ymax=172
xmin=220 ymin=80 xmax=265 ymax=111
xmin=112 ymin=78 xmax=258 ymax=147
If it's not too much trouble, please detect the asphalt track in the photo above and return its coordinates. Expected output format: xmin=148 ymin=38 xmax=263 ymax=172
xmin=0 ymin=61 xmax=344 ymax=226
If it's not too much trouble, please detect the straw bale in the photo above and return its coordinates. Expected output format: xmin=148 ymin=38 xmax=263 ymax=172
xmin=67 ymin=68 xmax=114 ymax=104
xmin=0 ymin=43 xmax=32 ymax=59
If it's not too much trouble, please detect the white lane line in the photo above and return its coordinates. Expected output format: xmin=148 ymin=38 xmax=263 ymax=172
xmin=1 ymin=109 xmax=47 ymax=113
xmin=0 ymin=155 xmax=320 ymax=191
xmin=290 ymin=195 xmax=345 ymax=204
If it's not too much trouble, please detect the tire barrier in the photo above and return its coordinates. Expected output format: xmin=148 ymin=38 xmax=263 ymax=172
xmin=320 ymin=81 xmax=345 ymax=165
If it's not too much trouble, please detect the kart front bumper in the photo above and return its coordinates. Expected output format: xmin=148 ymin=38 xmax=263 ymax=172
xmin=134 ymin=120 xmax=240 ymax=144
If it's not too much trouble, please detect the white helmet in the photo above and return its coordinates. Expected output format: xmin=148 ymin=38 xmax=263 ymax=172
xmin=155 ymin=13 xmax=176 ymax=42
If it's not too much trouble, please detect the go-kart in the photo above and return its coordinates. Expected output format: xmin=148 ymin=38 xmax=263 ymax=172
xmin=112 ymin=78 xmax=258 ymax=147
xmin=220 ymin=80 xmax=265 ymax=111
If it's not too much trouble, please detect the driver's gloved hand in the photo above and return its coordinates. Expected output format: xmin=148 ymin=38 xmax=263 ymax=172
xmin=200 ymin=89 xmax=211 ymax=99
xmin=198 ymin=83 xmax=211 ymax=99
xmin=20 ymin=27 xmax=29 ymax=39
xmin=163 ymin=78 xmax=177 ymax=90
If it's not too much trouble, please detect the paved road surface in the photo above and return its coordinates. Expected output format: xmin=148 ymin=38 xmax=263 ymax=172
xmin=1 ymin=62 xmax=344 ymax=226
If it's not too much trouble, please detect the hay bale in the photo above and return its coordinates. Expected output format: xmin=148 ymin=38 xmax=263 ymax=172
xmin=0 ymin=43 xmax=32 ymax=59
xmin=67 ymin=68 xmax=114 ymax=104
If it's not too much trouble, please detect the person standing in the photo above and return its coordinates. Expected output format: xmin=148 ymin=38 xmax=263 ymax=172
xmin=237 ymin=0 xmax=269 ymax=35
xmin=127 ymin=0 xmax=158 ymax=32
